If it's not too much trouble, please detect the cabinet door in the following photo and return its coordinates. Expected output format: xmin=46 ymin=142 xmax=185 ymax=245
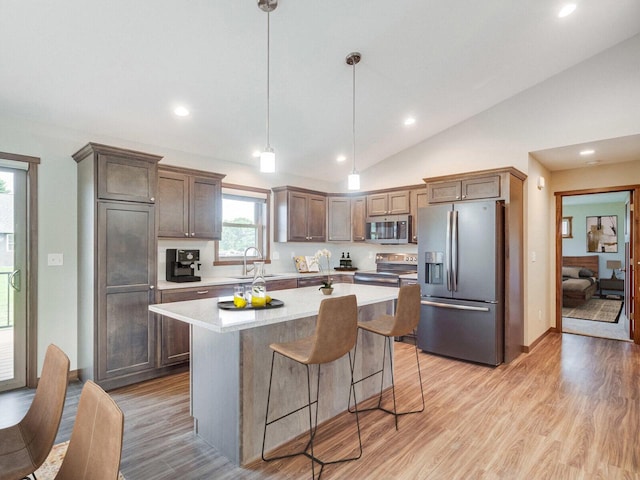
xmin=388 ymin=190 xmax=410 ymax=214
xmin=267 ymin=278 xmax=298 ymax=291
xmin=351 ymin=196 xmax=367 ymax=242
xmin=307 ymin=194 xmax=327 ymax=241
xmin=97 ymin=154 xmax=157 ymax=203
xmin=427 ymin=180 xmax=462 ymax=203
xmin=410 ymin=188 xmax=428 ymax=243
xmin=98 ymin=202 xmax=156 ymax=382
xmin=328 ymin=197 xmax=351 ymax=241
xmin=287 ymin=192 xmax=310 ymax=241
xmin=158 ymin=286 xmax=230 ymax=367
xmin=190 ymin=176 xmax=222 ymax=239
xmin=367 ymin=193 xmax=389 ymax=216
xmin=157 ymin=170 xmax=189 ymax=238
xmin=461 ymin=175 xmax=500 ymax=201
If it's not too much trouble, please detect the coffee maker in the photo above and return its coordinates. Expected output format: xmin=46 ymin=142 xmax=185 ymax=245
xmin=166 ymin=249 xmax=201 ymax=282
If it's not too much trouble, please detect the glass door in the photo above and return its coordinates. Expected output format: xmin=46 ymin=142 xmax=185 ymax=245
xmin=0 ymin=166 xmax=27 ymax=392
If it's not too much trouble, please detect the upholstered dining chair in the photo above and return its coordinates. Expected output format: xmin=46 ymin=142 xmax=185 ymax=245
xmin=262 ymin=294 xmax=362 ymax=480
xmin=54 ymin=380 xmax=124 ymax=480
xmin=0 ymin=344 xmax=70 ymax=480
xmin=350 ymin=283 xmax=425 ymax=430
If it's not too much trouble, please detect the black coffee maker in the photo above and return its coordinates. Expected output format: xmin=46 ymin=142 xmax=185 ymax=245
xmin=166 ymin=249 xmax=201 ymax=282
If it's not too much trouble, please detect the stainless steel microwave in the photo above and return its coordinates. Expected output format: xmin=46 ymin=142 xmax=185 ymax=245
xmin=365 ymin=215 xmax=411 ymax=244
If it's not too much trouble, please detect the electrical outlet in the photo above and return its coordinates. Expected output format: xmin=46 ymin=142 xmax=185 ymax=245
xmin=48 ymin=253 xmax=63 ymax=266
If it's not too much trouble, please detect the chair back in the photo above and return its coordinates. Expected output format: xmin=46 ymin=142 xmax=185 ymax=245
xmin=390 ymin=284 xmax=421 ymax=337
xmin=20 ymin=344 xmax=70 ymax=470
xmin=307 ymin=294 xmax=358 ymax=365
xmin=55 ymin=380 xmax=124 ymax=480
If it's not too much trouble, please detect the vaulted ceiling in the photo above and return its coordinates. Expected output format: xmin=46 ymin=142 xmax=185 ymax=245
xmin=2 ymin=1 xmax=640 ymax=181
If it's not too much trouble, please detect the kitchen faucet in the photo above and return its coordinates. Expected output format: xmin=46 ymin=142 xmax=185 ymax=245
xmin=243 ymin=247 xmax=263 ymax=276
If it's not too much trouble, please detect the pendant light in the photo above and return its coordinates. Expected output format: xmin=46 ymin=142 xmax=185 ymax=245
xmin=346 ymin=52 xmax=361 ymax=190
xmin=258 ymin=0 xmax=277 ymax=173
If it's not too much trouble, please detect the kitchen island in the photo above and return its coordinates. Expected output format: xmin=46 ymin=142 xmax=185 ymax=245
xmin=149 ymin=283 xmax=398 ymax=466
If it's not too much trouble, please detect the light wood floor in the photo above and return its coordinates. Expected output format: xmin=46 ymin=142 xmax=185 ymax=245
xmin=2 ymin=333 xmax=640 ymax=479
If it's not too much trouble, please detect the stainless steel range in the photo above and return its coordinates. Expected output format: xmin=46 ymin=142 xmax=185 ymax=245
xmin=353 ymin=253 xmax=418 ymax=287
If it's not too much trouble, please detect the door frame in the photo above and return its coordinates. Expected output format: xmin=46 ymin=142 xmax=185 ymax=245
xmin=555 ymin=185 xmax=638 ymax=342
xmin=0 ymin=151 xmax=39 ymax=388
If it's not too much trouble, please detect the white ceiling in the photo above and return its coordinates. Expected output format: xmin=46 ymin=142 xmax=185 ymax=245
xmin=2 ymin=1 xmax=640 ymax=182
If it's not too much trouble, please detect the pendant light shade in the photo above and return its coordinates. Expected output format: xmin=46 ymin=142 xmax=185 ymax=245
xmin=260 ymin=146 xmax=275 ymax=173
xmin=346 ymin=52 xmax=361 ymax=190
xmin=258 ymin=0 xmax=277 ymax=173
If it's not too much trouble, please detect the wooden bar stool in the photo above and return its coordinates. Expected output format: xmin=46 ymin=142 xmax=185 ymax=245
xmin=262 ymin=294 xmax=362 ymax=479
xmin=350 ymin=284 xmax=425 ymax=430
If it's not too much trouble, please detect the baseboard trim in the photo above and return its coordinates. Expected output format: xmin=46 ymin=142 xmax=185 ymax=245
xmin=523 ymin=327 xmax=555 ymax=353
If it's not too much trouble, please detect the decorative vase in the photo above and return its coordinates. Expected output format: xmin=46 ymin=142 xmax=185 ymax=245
xmin=251 ymin=261 xmax=267 ymax=307
xmin=321 ymin=287 xmax=334 ymax=295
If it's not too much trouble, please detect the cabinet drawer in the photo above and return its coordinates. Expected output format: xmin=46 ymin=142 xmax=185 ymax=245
xmin=161 ymin=285 xmax=233 ymax=302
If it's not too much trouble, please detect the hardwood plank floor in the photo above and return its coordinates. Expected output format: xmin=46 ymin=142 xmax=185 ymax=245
xmin=2 ymin=333 xmax=640 ymax=479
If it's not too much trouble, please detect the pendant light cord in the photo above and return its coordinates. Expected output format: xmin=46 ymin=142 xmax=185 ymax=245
xmin=352 ymin=59 xmax=356 ymax=174
xmin=266 ymin=9 xmax=271 ymax=149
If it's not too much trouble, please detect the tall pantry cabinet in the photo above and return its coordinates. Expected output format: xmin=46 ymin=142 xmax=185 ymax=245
xmin=75 ymin=143 xmax=183 ymax=390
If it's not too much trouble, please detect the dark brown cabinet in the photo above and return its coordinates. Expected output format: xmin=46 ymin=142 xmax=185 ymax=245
xmin=328 ymin=196 xmax=351 ymax=242
xmin=273 ymin=186 xmax=326 ymax=242
xmin=157 ymin=166 xmax=225 ymax=239
xmin=158 ymin=285 xmax=233 ymax=367
xmin=74 ymin=143 xmax=169 ymax=390
xmin=351 ymin=196 xmax=367 ymax=242
xmin=427 ymin=174 xmax=500 ymax=204
xmin=367 ymin=190 xmax=410 ymax=216
xmin=409 ymin=187 xmax=428 ymax=243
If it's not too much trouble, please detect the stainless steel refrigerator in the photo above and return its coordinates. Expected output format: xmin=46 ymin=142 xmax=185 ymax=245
xmin=417 ymin=200 xmax=505 ymax=366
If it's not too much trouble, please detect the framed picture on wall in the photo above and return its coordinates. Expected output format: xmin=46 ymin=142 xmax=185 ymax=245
xmin=586 ymin=215 xmax=618 ymax=253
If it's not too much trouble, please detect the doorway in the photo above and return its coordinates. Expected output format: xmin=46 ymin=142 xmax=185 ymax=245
xmin=0 ymin=153 xmax=38 ymax=391
xmin=556 ymin=186 xmax=638 ymax=343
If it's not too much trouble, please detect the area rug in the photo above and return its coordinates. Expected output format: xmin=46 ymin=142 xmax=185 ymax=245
xmin=562 ymin=298 xmax=623 ymax=323
xmin=34 ymin=441 xmax=125 ymax=479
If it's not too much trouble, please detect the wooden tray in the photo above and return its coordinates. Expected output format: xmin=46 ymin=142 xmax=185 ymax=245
xmin=218 ymin=299 xmax=284 ymax=310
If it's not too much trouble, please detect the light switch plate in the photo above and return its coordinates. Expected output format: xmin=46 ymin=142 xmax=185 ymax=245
xmin=48 ymin=253 xmax=63 ymax=266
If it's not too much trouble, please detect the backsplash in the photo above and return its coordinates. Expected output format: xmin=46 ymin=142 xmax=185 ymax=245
xmin=158 ymin=239 xmax=416 ymax=281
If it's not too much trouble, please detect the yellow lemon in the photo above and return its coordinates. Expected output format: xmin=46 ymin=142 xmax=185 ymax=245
xmin=251 ymin=296 xmax=267 ymax=307
xmin=233 ymin=297 xmax=247 ymax=308
xmin=265 ymin=295 xmax=272 ymax=304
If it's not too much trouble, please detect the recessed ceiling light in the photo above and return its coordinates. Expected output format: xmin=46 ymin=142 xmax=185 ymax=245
xmin=174 ymin=106 xmax=190 ymax=117
xmin=579 ymin=149 xmax=595 ymax=156
xmin=336 ymin=155 xmax=347 ymax=163
xmin=252 ymin=150 xmax=261 ymax=158
xmin=558 ymin=3 xmax=577 ymax=18
xmin=404 ymin=117 xmax=416 ymax=126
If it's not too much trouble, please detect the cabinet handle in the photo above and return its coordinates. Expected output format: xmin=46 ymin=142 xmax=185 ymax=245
xmin=196 ymin=290 xmax=209 ymax=295
xmin=185 ymin=233 xmax=189 ymax=237
xmin=191 ymin=233 xmax=195 ymax=236
xmin=462 ymin=195 xmax=466 ymax=199
xmin=150 ymin=197 xmax=155 ymax=202
xmin=150 ymin=285 xmax=155 ymax=290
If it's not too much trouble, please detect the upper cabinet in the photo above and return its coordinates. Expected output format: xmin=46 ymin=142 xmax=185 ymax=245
xmin=409 ymin=187 xmax=428 ymax=243
xmin=351 ymin=196 xmax=367 ymax=242
xmin=327 ymin=195 xmax=366 ymax=242
xmin=157 ymin=166 xmax=225 ymax=240
xmin=273 ymin=186 xmax=326 ymax=242
xmin=367 ymin=190 xmax=410 ymax=216
xmin=74 ymin=143 xmax=158 ymax=204
xmin=426 ymin=174 xmax=500 ymax=204
xmin=328 ymin=196 xmax=351 ymax=242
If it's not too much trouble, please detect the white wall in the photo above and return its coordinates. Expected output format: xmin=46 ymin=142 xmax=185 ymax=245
xmin=1 ymin=33 xmax=640 ymax=372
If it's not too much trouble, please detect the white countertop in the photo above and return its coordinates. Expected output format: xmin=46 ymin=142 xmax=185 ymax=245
xmin=149 ymin=284 xmax=398 ymax=333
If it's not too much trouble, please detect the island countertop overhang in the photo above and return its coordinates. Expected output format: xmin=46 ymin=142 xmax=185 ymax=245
xmin=149 ymin=284 xmax=399 ymax=333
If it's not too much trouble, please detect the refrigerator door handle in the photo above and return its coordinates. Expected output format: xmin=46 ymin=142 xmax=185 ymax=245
xmin=451 ymin=209 xmax=458 ymax=291
xmin=421 ymin=300 xmax=490 ymax=312
xmin=446 ymin=210 xmax=452 ymax=291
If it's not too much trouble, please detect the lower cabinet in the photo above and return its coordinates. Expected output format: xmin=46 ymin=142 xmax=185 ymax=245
xmin=157 ymin=285 xmax=233 ymax=367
